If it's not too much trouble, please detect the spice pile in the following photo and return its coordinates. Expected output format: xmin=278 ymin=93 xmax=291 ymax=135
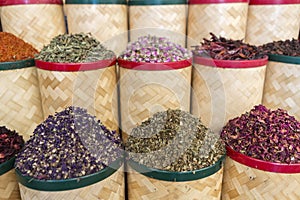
xmin=259 ymin=38 xmax=300 ymax=56
xmin=0 ymin=32 xmax=38 ymax=62
xmin=35 ymin=33 xmax=115 ymax=63
xmin=125 ymin=109 xmax=225 ymax=172
xmin=0 ymin=126 xmax=24 ymax=164
xmin=192 ymin=33 xmax=265 ymax=60
xmin=15 ymin=106 xmax=122 ymax=180
xmin=221 ymin=105 xmax=300 ymax=164
xmin=119 ymin=35 xmax=191 ymax=63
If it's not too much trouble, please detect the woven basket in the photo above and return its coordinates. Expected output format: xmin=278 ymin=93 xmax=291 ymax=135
xmin=191 ymin=56 xmax=268 ymax=133
xmin=0 ymin=0 xmax=66 ymax=51
xmin=0 ymin=158 xmax=21 ymax=200
xmin=36 ymin=58 xmax=119 ymax=132
xmin=127 ymin=156 xmax=224 ymax=200
xmin=65 ymin=0 xmax=128 ymax=55
xmin=222 ymin=146 xmax=300 ymax=200
xmin=0 ymin=59 xmax=43 ymax=141
xmin=128 ymin=0 xmax=187 ymax=47
xmin=245 ymin=0 xmax=300 ymax=45
xmin=262 ymin=54 xmax=300 ymax=121
xmin=16 ymin=159 xmax=125 ymax=200
xmin=187 ymin=0 xmax=248 ymax=48
xmin=118 ymin=59 xmax=192 ymax=142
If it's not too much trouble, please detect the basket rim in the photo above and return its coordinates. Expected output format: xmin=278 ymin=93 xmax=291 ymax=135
xmin=15 ymin=157 xmax=123 ymax=191
xmin=193 ymin=55 xmax=268 ymax=68
xmin=117 ymin=58 xmax=192 ymax=70
xmin=0 ymin=0 xmax=62 ymax=6
xmin=268 ymin=53 xmax=300 ymax=64
xmin=35 ymin=57 xmax=116 ymax=72
xmin=128 ymin=155 xmax=225 ymax=182
xmin=249 ymin=0 xmax=300 ymax=5
xmin=226 ymin=146 xmax=300 ymax=173
xmin=0 ymin=59 xmax=35 ymax=70
xmin=128 ymin=0 xmax=186 ymax=5
xmin=66 ymin=0 xmax=126 ymax=4
xmin=189 ymin=0 xmax=248 ymax=4
xmin=0 ymin=157 xmax=15 ymax=176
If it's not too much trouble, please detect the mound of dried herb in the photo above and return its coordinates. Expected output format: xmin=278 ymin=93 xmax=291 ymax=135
xmin=35 ymin=33 xmax=115 ymax=63
xmin=15 ymin=106 xmax=122 ymax=180
xmin=259 ymin=38 xmax=300 ymax=57
xmin=0 ymin=32 xmax=38 ymax=62
xmin=119 ymin=35 xmax=191 ymax=63
xmin=221 ymin=105 xmax=300 ymax=164
xmin=0 ymin=126 xmax=24 ymax=164
xmin=125 ymin=109 xmax=225 ymax=172
xmin=192 ymin=33 xmax=265 ymax=60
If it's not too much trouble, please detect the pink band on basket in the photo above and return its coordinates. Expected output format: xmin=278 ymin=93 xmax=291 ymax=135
xmin=35 ymin=58 xmax=116 ymax=72
xmin=117 ymin=58 xmax=192 ymax=71
xmin=226 ymin=146 xmax=300 ymax=173
xmin=250 ymin=0 xmax=300 ymax=5
xmin=0 ymin=0 xmax=62 ymax=6
xmin=193 ymin=56 xmax=268 ymax=68
xmin=189 ymin=0 xmax=248 ymax=4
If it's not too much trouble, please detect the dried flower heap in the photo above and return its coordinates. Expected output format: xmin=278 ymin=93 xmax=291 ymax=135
xmin=15 ymin=106 xmax=122 ymax=180
xmin=259 ymin=38 xmax=300 ymax=56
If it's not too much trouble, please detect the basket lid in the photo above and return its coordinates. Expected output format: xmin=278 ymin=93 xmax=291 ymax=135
xmin=189 ymin=0 xmax=248 ymax=4
xmin=268 ymin=54 xmax=300 ymax=64
xmin=117 ymin=58 xmax=192 ymax=70
xmin=193 ymin=55 xmax=268 ymax=68
xmin=250 ymin=0 xmax=300 ymax=5
xmin=35 ymin=57 xmax=116 ymax=72
xmin=66 ymin=0 xmax=126 ymax=4
xmin=128 ymin=0 xmax=186 ymax=5
xmin=0 ymin=0 xmax=62 ymax=6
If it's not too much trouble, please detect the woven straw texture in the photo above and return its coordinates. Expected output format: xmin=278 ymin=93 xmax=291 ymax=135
xmin=0 ymin=170 xmax=21 ymax=200
xmin=119 ymin=66 xmax=192 ymax=141
xmin=245 ymin=4 xmax=300 ymax=45
xmin=65 ymin=4 xmax=128 ymax=55
xmin=262 ymin=61 xmax=300 ymax=121
xmin=129 ymin=5 xmax=187 ymax=47
xmin=0 ymin=67 xmax=43 ymax=141
xmin=222 ymin=156 xmax=300 ymax=200
xmin=127 ymin=166 xmax=223 ymax=200
xmin=187 ymin=3 xmax=248 ymax=48
xmin=37 ymin=65 xmax=118 ymax=132
xmin=1 ymin=4 xmax=66 ymax=50
xmin=191 ymin=64 xmax=266 ymax=133
xmin=19 ymin=166 xmax=125 ymax=200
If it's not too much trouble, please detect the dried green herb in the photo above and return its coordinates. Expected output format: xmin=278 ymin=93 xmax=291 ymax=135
xmin=125 ymin=109 xmax=225 ymax=172
xmin=35 ymin=33 xmax=115 ymax=63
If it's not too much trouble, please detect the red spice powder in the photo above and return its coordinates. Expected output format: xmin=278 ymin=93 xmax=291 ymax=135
xmin=0 ymin=32 xmax=38 ymax=62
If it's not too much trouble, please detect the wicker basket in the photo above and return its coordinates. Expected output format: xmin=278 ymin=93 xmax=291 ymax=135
xmin=35 ymin=58 xmax=119 ymax=132
xmin=262 ymin=54 xmax=300 ymax=121
xmin=0 ymin=0 xmax=66 ymax=51
xmin=222 ymin=146 xmax=300 ymax=200
xmin=65 ymin=0 xmax=128 ymax=55
xmin=127 ymin=156 xmax=224 ymax=200
xmin=191 ymin=56 xmax=268 ymax=133
xmin=16 ymin=159 xmax=125 ymax=200
xmin=187 ymin=0 xmax=249 ymax=48
xmin=0 ymin=158 xmax=21 ymax=200
xmin=128 ymin=0 xmax=187 ymax=47
xmin=245 ymin=0 xmax=300 ymax=45
xmin=118 ymin=59 xmax=192 ymax=142
xmin=0 ymin=59 xmax=43 ymax=141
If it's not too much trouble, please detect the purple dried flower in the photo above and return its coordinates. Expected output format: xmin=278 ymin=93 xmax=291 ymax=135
xmin=221 ymin=105 xmax=300 ymax=164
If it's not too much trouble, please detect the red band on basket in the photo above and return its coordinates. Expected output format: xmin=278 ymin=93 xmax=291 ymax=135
xmin=117 ymin=58 xmax=192 ymax=70
xmin=0 ymin=0 xmax=62 ymax=6
xmin=189 ymin=0 xmax=248 ymax=4
xmin=249 ymin=0 xmax=300 ymax=5
xmin=193 ymin=56 xmax=268 ymax=68
xmin=226 ymin=146 xmax=300 ymax=173
xmin=35 ymin=58 xmax=116 ymax=72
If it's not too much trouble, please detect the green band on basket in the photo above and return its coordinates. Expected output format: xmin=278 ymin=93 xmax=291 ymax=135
xmin=128 ymin=0 xmax=186 ymax=6
xmin=128 ymin=155 xmax=225 ymax=182
xmin=66 ymin=0 xmax=126 ymax=4
xmin=0 ymin=157 xmax=15 ymax=176
xmin=0 ymin=59 xmax=35 ymax=70
xmin=268 ymin=54 xmax=300 ymax=65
